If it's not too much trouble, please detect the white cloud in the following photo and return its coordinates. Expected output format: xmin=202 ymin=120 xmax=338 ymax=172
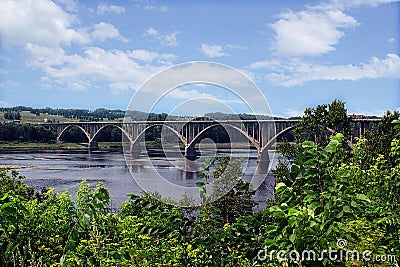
xmin=0 ymin=0 xmax=87 ymax=47
xmin=128 ymin=50 xmax=175 ymax=63
xmin=200 ymin=44 xmax=228 ymax=58
xmin=145 ymin=28 xmax=178 ymax=46
xmin=133 ymin=0 xmax=168 ymax=12
xmin=327 ymin=0 xmax=400 ymax=9
xmin=348 ymin=108 xmax=387 ymax=116
xmin=270 ymin=8 xmax=358 ymax=57
xmin=143 ymin=5 xmax=168 ymax=12
xmin=0 ymin=101 xmax=9 ymax=106
xmin=145 ymin=27 xmax=158 ymax=36
xmin=0 ymin=0 xmax=127 ymax=47
xmin=0 ymin=80 xmax=19 ymax=88
xmin=162 ymin=32 xmax=178 ymax=47
xmin=25 ymin=44 xmax=174 ymax=92
xmin=168 ymin=89 xmax=216 ymax=100
xmin=225 ymin=44 xmax=246 ymax=50
xmin=251 ymin=53 xmax=400 ymax=86
xmin=97 ymin=3 xmax=125 ymax=15
xmin=167 ymin=89 xmax=243 ymax=105
xmin=283 ymin=108 xmax=303 ymax=118
xmin=388 ymin=37 xmax=396 ymax=42
xmin=269 ymin=0 xmax=399 ymax=57
xmin=90 ymin=22 xmax=128 ymax=42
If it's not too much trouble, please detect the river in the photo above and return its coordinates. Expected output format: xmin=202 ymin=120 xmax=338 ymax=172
xmin=0 ymin=147 xmax=280 ymax=210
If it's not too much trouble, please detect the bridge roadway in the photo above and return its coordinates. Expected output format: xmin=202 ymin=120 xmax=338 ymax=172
xmin=41 ymin=118 xmax=380 ymax=163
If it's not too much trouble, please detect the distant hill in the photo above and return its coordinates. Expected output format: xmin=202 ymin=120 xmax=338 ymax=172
xmin=0 ymin=106 xmax=383 ymax=124
xmin=0 ymin=106 xmax=295 ymax=123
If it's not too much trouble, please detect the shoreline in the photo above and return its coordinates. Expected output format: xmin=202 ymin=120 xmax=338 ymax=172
xmin=0 ymin=141 xmax=261 ymax=153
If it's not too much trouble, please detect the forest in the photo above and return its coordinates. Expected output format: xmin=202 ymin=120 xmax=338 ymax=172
xmin=0 ymin=101 xmax=399 ymax=266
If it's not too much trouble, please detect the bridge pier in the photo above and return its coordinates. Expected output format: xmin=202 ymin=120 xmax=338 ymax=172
xmin=130 ymin=142 xmax=141 ymax=159
xmin=89 ymin=140 xmax=99 ymax=151
xmin=257 ymin=149 xmax=270 ymax=163
xmin=184 ymin=145 xmax=197 ymax=161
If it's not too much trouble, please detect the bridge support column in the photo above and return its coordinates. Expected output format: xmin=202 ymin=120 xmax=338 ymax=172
xmin=184 ymin=145 xmax=197 ymax=161
xmin=257 ymin=149 xmax=270 ymax=163
xmin=359 ymin=122 xmax=365 ymax=137
xmin=130 ymin=142 xmax=141 ymax=159
xmin=89 ymin=140 xmax=99 ymax=151
xmin=256 ymin=149 xmax=270 ymax=174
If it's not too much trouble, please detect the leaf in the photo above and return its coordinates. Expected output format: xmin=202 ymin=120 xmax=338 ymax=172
xmin=268 ymin=206 xmax=282 ymax=213
xmin=264 ymin=225 xmax=278 ymax=234
xmin=289 ymin=233 xmax=296 ymax=243
xmin=308 ymin=202 xmax=321 ymax=213
xmin=0 ymin=192 xmax=9 ymax=201
xmin=336 ymin=210 xmax=344 ymax=218
xmin=302 ymin=141 xmax=316 ymax=149
xmin=325 ymin=141 xmax=337 ymax=153
xmin=291 ymin=165 xmax=300 ymax=173
xmin=197 ymin=172 xmax=207 ymax=179
xmin=303 ymin=192 xmax=318 ymax=203
xmin=275 ymin=182 xmax=288 ymax=195
xmin=288 ymin=216 xmax=297 ymax=227
xmin=332 ymin=133 xmax=344 ymax=141
xmin=0 ymin=201 xmax=15 ymax=210
xmin=305 ymin=159 xmax=316 ymax=165
xmin=113 ymin=251 xmax=121 ymax=260
xmin=195 ymin=182 xmax=205 ymax=187
xmin=343 ymin=205 xmax=350 ymax=213
xmin=288 ymin=208 xmax=300 ymax=217
xmin=356 ymin=194 xmax=370 ymax=202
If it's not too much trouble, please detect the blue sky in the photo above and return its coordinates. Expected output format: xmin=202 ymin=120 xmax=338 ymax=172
xmin=0 ymin=0 xmax=399 ymax=117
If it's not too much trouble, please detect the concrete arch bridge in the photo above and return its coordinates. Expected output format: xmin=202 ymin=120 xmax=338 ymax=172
xmin=41 ymin=118 xmax=380 ymax=163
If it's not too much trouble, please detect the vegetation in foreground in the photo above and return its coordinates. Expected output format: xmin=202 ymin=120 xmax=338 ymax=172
xmin=0 ymin=102 xmax=399 ymax=266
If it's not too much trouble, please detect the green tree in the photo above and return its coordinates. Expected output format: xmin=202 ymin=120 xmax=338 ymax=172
xmin=364 ymin=110 xmax=400 ymax=166
xmin=293 ymin=100 xmax=352 ymax=147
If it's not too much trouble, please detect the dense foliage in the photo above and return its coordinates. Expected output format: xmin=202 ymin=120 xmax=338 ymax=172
xmin=3 ymin=111 xmax=21 ymax=121
xmin=0 ymin=123 xmax=55 ymax=143
xmin=293 ymin=100 xmax=352 ymax=146
xmin=364 ymin=110 xmax=400 ymax=165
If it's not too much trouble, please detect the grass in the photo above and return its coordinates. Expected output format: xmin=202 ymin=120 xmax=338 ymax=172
xmin=0 ymin=142 xmax=86 ymax=150
xmin=0 ymin=141 xmax=129 ymax=152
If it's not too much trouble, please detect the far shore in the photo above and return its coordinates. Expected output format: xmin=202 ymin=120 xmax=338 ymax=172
xmin=0 ymin=141 xmax=264 ymax=153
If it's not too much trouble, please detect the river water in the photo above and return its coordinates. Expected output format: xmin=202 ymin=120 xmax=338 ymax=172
xmin=0 ymin=148 xmax=279 ymax=210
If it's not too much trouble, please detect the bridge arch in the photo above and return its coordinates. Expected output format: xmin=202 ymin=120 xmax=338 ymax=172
xmin=187 ymin=123 xmax=260 ymax=150
xmin=91 ymin=124 xmax=132 ymax=143
xmin=260 ymin=125 xmax=356 ymax=153
xmin=261 ymin=125 xmax=296 ymax=153
xmin=57 ymin=125 xmax=90 ymax=142
xmin=131 ymin=124 xmax=187 ymax=146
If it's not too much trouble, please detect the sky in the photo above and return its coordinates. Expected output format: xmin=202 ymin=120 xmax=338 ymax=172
xmin=0 ymin=0 xmax=399 ymax=117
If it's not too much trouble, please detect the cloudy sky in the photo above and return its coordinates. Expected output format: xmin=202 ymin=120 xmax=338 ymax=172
xmin=0 ymin=0 xmax=399 ymax=117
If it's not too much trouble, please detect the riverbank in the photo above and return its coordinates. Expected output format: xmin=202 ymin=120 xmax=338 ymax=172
xmin=0 ymin=142 xmax=123 ymax=152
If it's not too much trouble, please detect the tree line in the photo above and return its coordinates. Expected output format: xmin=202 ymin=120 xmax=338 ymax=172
xmin=1 ymin=106 xmax=126 ymax=121
xmin=0 ymin=123 xmax=55 ymax=143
